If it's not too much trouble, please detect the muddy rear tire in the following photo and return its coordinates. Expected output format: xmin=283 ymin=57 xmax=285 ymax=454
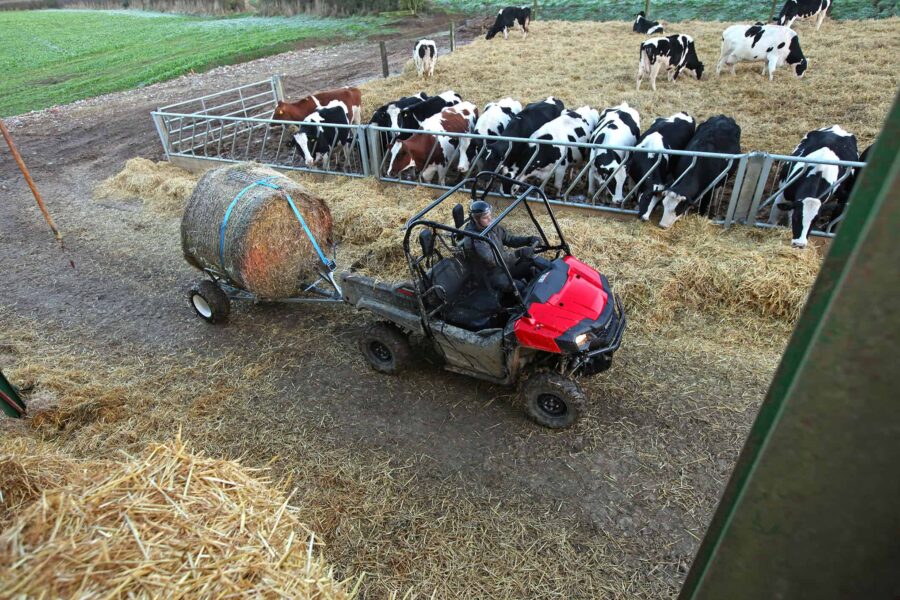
xmin=522 ymin=371 xmax=585 ymax=429
xmin=359 ymin=322 xmax=411 ymax=375
xmin=189 ymin=280 xmax=230 ymax=324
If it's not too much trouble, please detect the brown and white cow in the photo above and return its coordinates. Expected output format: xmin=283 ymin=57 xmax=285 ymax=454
xmin=271 ymin=86 xmax=362 ymax=126
xmin=387 ymin=103 xmax=478 ymax=185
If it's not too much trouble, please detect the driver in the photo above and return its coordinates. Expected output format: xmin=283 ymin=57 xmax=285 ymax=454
xmin=462 ymin=200 xmax=541 ymax=294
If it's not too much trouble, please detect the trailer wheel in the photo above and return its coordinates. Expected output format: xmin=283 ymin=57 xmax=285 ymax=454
xmin=522 ymin=372 xmax=585 ymax=429
xmin=359 ymin=322 xmax=410 ymax=375
xmin=189 ymin=280 xmax=230 ymax=324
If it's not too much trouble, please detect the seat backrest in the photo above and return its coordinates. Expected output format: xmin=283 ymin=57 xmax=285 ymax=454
xmin=426 ymin=256 xmax=469 ymax=305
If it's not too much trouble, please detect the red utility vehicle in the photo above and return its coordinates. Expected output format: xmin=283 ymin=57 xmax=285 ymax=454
xmin=342 ymin=172 xmax=625 ymax=428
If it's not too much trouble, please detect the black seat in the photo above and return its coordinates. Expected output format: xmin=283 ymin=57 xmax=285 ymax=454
xmin=423 ymin=256 xmax=504 ymax=331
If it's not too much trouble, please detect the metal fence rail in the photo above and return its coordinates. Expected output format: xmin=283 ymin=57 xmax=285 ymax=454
xmin=152 ymin=77 xmax=868 ymax=240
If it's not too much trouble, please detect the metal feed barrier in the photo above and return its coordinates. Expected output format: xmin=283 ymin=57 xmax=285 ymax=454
xmin=152 ymin=76 xmax=867 ymax=240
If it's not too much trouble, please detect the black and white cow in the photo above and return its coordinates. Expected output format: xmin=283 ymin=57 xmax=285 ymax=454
xmin=770 ymin=125 xmax=859 ymax=247
xmin=520 ymin=106 xmax=601 ymax=192
xmin=414 ymin=39 xmax=437 ymax=78
xmin=627 ymin=112 xmax=697 ymax=220
xmin=482 ymin=97 xmax=566 ymax=191
xmin=292 ymin=100 xmax=352 ymax=168
xmin=717 ymin=23 xmax=808 ymax=80
xmin=396 ymin=91 xmax=463 ymax=139
xmin=776 ymin=0 xmax=832 ymax=30
xmin=636 ymin=34 xmax=705 ymax=91
xmin=458 ymin=97 xmax=522 ymax=173
xmin=486 ymin=6 xmax=531 ymax=40
xmin=370 ymin=92 xmax=429 ymax=151
xmin=658 ymin=115 xmax=742 ymax=229
xmin=587 ymin=102 xmax=641 ymax=204
xmin=633 ymin=11 xmax=664 ymax=34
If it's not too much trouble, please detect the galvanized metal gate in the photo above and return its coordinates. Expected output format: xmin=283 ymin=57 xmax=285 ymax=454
xmin=152 ymin=76 xmax=867 ymax=240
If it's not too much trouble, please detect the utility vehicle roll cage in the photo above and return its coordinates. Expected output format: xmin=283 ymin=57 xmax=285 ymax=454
xmin=402 ymin=172 xmax=571 ymax=323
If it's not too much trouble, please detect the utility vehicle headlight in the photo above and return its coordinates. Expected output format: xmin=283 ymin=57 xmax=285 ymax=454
xmin=575 ymin=334 xmax=590 ymax=347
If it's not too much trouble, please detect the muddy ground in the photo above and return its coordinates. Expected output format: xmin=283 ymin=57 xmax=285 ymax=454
xmin=1 ymin=17 xmax=781 ymax=597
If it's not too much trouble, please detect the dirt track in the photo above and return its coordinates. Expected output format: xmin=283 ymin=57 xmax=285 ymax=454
xmin=0 ymin=18 xmax=773 ymax=596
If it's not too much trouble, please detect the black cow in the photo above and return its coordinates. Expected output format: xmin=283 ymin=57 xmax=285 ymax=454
xmin=396 ymin=91 xmax=462 ymax=139
xmin=370 ymin=92 xmax=429 ymax=151
xmin=486 ymin=6 xmax=531 ymax=40
xmin=292 ymin=102 xmax=352 ymax=168
xmin=628 ymin=112 xmax=697 ymax=220
xmin=482 ymin=96 xmax=566 ymax=191
xmin=633 ymin=11 xmax=664 ymax=34
xmin=771 ymin=125 xmax=858 ymax=248
xmin=776 ymin=0 xmax=832 ymax=30
xmin=636 ymin=34 xmax=705 ymax=91
xmin=658 ymin=115 xmax=742 ymax=229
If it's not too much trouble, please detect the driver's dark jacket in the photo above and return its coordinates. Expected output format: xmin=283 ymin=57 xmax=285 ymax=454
xmin=461 ymin=219 xmax=533 ymax=268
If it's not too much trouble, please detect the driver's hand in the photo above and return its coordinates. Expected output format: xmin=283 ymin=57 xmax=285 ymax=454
xmin=517 ymin=246 xmax=535 ymax=259
xmin=528 ymin=236 xmax=541 ymax=247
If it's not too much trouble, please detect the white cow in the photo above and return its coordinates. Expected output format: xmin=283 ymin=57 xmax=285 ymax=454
xmin=587 ymin=103 xmax=641 ymax=204
xmin=522 ymin=106 xmax=600 ymax=192
xmin=458 ymin=97 xmax=522 ymax=173
xmin=717 ymin=24 xmax=808 ymax=80
xmin=414 ymin=39 xmax=437 ymax=78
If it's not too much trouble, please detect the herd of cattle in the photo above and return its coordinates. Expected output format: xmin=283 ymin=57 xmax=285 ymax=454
xmin=264 ymin=0 xmax=867 ymax=247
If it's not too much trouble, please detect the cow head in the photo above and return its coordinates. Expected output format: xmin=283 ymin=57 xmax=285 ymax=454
xmin=387 ymin=140 xmax=416 ymax=177
xmin=482 ymin=140 xmax=509 ymax=174
xmin=659 ymin=190 xmax=693 ymax=229
xmin=637 ymin=191 xmax=661 ymax=222
xmin=272 ymin=101 xmax=287 ymax=121
xmin=685 ymin=60 xmax=705 ymax=81
xmin=787 ymin=36 xmax=808 ymax=78
xmin=777 ymin=197 xmax=822 ymax=248
xmin=293 ymin=123 xmax=322 ymax=167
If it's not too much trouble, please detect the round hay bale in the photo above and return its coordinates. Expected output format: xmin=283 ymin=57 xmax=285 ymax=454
xmin=181 ymin=163 xmax=333 ymax=299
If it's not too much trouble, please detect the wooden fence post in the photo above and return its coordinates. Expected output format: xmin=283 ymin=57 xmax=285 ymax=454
xmin=769 ymin=0 xmax=779 ymax=22
xmin=450 ymin=21 xmax=455 ymax=51
xmin=379 ymin=41 xmax=389 ymax=78
xmin=645 ymin=0 xmax=651 ymax=17
xmin=531 ymin=0 xmax=537 ymax=20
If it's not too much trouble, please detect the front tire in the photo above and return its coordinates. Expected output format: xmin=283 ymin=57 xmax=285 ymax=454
xmin=189 ymin=280 xmax=230 ymax=324
xmin=358 ymin=322 xmax=411 ymax=375
xmin=521 ymin=371 xmax=585 ymax=429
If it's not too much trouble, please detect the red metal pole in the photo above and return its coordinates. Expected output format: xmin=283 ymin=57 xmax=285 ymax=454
xmin=0 ymin=118 xmax=62 ymax=240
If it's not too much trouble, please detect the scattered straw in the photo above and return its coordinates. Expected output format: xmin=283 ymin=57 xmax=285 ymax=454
xmin=360 ymin=19 xmax=899 ymax=153
xmin=0 ymin=435 xmax=349 ymax=599
xmin=95 ymin=157 xmax=196 ymax=214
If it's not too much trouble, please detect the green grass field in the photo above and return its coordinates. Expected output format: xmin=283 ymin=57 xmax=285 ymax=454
xmin=435 ymin=0 xmax=898 ymax=21
xmin=0 ymin=10 xmax=391 ymax=117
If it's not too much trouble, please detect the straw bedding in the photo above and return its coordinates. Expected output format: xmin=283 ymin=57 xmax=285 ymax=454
xmin=359 ymin=19 xmax=899 ymax=153
xmin=0 ymin=435 xmax=349 ymax=599
xmin=181 ymin=163 xmax=334 ymax=298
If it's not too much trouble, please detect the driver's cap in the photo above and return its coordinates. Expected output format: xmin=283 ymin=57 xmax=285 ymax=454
xmin=470 ymin=200 xmax=492 ymax=217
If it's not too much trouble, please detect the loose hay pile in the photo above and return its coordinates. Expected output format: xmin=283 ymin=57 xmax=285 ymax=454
xmin=181 ymin=163 xmax=334 ymax=298
xmin=95 ymin=157 xmax=196 ymax=214
xmin=360 ymin=19 xmax=899 ymax=152
xmin=0 ymin=436 xmax=349 ymax=599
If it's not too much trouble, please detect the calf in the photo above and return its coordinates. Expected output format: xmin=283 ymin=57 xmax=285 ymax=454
xmin=658 ymin=115 xmax=742 ymax=229
xmin=627 ymin=112 xmax=696 ymax=220
xmin=459 ymin=98 xmax=523 ymax=173
xmin=482 ymin=97 xmax=566 ymax=190
xmin=396 ymin=91 xmax=463 ymax=139
xmin=587 ymin=102 xmax=641 ymax=203
xmin=776 ymin=0 xmax=832 ymax=30
xmin=369 ymin=92 xmax=429 ymax=152
xmin=636 ymin=34 xmax=704 ymax=91
xmin=521 ymin=107 xmax=600 ymax=192
xmin=486 ymin=6 xmax=531 ymax=40
xmin=717 ymin=23 xmax=808 ymax=80
xmin=770 ymin=125 xmax=858 ymax=248
xmin=271 ymin=86 xmax=361 ymax=126
xmin=633 ymin=11 xmax=664 ymax=35
xmin=292 ymin=100 xmax=352 ymax=168
xmin=414 ymin=39 xmax=437 ymax=78
xmin=387 ymin=105 xmax=475 ymax=185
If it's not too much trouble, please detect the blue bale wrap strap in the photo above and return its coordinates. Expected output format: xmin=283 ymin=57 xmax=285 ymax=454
xmin=218 ymin=176 xmax=335 ymax=278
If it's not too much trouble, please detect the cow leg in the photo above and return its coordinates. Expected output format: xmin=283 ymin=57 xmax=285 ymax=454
xmin=342 ymin=144 xmax=352 ymax=168
xmin=588 ymin=168 xmax=597 ymax=197
xmin=816 ymin=10 xmax=826 ymax=30
xmin=767 ymin=55 xmax=778 ymax=81
xmin=731 ymin=62 xmax=736 ymax=75
xmin=636 ymin=61 xmax=644 ymax=91
xmin=553 ymin=165 xmax=565 ymax=193
xmin=794 ymin=198 xmax=822 ymax=247
xmin=503 ymin=27 xmax=508 ymax=40
xmin=769 ymin=193 xmax=786 ymax=224
xmin=649 ymin=62 xmax=662 ymax=91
